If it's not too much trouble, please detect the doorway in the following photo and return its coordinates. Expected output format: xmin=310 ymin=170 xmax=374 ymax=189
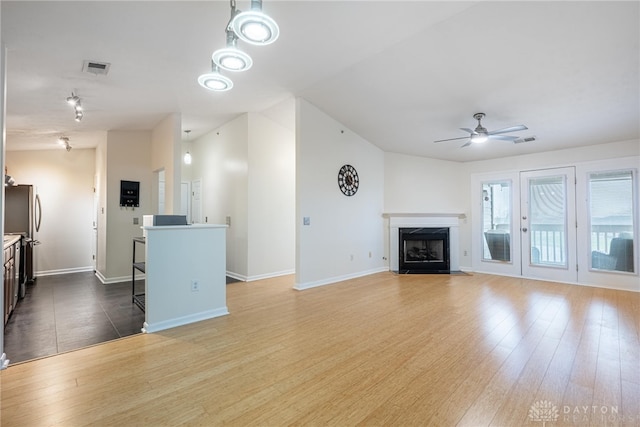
xmin=473 ymin=167 xmax=578 ymax=283
xmin=191 ymin=179 xmax=202 ymax=224
xmin=520 ymin=167 xmax=577 ymax=283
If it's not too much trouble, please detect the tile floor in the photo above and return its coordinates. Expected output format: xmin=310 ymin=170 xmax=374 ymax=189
xmin=3 ymin=272 xmax=145 ymax=364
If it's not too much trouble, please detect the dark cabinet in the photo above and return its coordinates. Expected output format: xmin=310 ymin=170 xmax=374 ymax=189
xmin=4 ymin=238 xmax=20 ymax=326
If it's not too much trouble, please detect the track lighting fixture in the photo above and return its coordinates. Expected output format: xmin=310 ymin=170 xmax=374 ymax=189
xmin=212 ymin=29 xmax=253 ymax=72
xmin=67 ymin=92 xmax=84 ymax=122
xmin=66 ymin=93 xmax=81 ymax=107
xmin=230 ymin=0 xmax=279 ymax=46
xmin=198 ymin=0 xmax=278 ymax=91
xmin=198 ymin=61 xmax=233 ymax=91
xmin=58 ymin=136 xmax=72 ymax=152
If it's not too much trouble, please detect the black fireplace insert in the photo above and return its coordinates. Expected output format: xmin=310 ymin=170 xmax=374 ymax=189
xmin=398 ymin=227 xmax=450 ymax=274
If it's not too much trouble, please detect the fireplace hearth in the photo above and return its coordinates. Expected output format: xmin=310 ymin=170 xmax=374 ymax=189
xmin=398 ymin=227 xmax=450 ymax=274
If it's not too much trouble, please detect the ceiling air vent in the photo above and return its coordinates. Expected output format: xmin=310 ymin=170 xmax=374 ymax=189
xmin=82 ymin=60 xmax=111 ymax=76
xmin=514 ymin=136 xmax=536 ymax=144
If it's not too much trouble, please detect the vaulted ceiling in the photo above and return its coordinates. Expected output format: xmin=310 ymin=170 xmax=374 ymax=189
xmin=2 ymin=1 xmax=638 ymax=162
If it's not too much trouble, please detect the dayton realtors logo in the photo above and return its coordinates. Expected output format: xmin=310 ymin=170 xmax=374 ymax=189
xmin=528 ymin=400 xmax=560 ymax=426
xmin=529 ymin=400 xmax=633 ymax=425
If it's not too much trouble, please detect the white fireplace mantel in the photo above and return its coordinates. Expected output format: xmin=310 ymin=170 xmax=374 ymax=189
xmin=385 ymin=213 xmax=463 ymax=272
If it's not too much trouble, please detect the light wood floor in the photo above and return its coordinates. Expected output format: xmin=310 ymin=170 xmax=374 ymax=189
xmin=1 ymin=272 xmax=639 ymax=426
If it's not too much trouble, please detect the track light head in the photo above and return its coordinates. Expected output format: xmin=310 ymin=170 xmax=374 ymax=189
xmin=198 ymin=62 xmax=233 ymax=91
xmin=58 ymin=136 xmax=72 ymax=151
xmin=66 ymin=93 xmax=80 ymax=106
xmin=230 ymin=0 xmax=279 ymax=46
xmin=212 ymin=30 xmax=253 ymax=72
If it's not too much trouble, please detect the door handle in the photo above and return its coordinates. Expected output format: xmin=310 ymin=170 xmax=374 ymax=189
xmin=35 ymin=194 xmax=42 ymax=232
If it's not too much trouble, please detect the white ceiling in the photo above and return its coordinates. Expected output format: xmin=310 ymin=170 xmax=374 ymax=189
xmin=2 ymin=1 xmax=638 ymax=162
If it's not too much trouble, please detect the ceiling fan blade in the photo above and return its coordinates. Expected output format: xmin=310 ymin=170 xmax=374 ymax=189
xmin=488 ymin=125 xmax=528 ymax=135
xmin=461 ymin=140 xmax=472 ymax=148
xmin=489 ymin=134 xmax=519 ymax=141
xmin=460 ymin=128 xmax=476 ymax=134
xmin=434 ymin=136 xmax=471 ymax=143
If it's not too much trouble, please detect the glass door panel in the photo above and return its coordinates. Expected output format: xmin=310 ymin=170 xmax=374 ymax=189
xmin=589 ymin=170 xmax=635 ymax=273
xmin=521 ymin=168 xmax=577 ymax=283
xmin=482 ymin=181 xmax=512 ymax=262
xmin=528 ymin=175 xmax=567 ymax=267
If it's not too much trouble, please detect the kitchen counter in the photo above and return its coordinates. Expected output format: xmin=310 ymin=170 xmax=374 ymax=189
xmin=141 ymin=224 xmax=229 ymax=333
xmin=3 ymin=235 xmax=21 ymax=249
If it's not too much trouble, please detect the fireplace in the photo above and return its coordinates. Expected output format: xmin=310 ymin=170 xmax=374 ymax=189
xmin=398 ymin=227 xmax=450 ymax=274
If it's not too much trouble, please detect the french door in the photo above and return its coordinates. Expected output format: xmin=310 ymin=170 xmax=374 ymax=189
xmin=520 ymin=167 xmax=577 ymax=283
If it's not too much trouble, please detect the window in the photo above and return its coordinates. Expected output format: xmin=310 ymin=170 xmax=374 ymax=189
xmin=482 ymin=181 xmax=512 ymax=262
xmin=589 ymin=170 xmax=635 ymax=273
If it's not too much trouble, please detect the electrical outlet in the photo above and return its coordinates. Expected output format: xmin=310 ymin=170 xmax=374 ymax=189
xmin=350 ymin=254 xmax=354 ymax=261
xmin=133 ymin=217 xmax=139 ymax=225
xmin=369 ymin=251 xmax=372 ymax=258
xmin=464 ymin=250 xmax=468 ymax=256
xmin=191 ymin=280 xmax=200 ymax=292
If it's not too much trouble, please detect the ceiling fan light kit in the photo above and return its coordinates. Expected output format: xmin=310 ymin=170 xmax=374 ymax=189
xmin=199 ymin=0 xmax=278 ymax=91
xmin=434 ymin=112 xmax=528 ymax=148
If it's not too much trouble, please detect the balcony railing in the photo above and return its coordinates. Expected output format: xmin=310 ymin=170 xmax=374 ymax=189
xmin=529 ymin=223 xmax=633 ymax=265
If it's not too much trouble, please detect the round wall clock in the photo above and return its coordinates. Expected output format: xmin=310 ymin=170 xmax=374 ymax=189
xmin=338 ymin=164 xmax=359 ymax=196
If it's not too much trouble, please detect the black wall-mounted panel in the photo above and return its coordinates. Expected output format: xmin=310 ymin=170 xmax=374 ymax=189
xmin=120 ymin=180 xmax=140 ymax=207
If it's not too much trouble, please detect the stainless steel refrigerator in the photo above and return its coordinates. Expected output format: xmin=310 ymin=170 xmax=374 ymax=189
xmin=4 ymin=184 xmax=41 ymax=288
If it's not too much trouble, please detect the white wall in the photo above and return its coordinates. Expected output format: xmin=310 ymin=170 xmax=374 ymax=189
xmin=6 ymin=148 xmax=96 ymax=275
xmin=193 ymin=114 xmax=249 ymax=277
xmin=143 ymin=225 xmax=228 ymax=333
xmin=383 ymin=152 xmax=470 ymax=268
xmin=95 ymin=136 xmax=107 ymax=276
xmin=463 ymin=139 xmax=639 ymax=175
xmin=1 ymin=37 xmax=6 ymax=368
xmin=247 ymin=112 xmax=295 ymax=279
xmin=99 ymin=131 xmax=153 ymax=282
xmin=151 ymin=113 xmax=181 ymax=214
xmin=190 ymin=111 xmax=296 ymax=281
xmin=295 ymin=99 xmax=386 ymax=289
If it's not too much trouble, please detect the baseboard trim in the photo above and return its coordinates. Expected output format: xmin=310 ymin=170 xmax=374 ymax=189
xmin=294 ymin=267 xmax=388 ymax=291
xmin=141 ymin=307 xmax=230 ymax=333
xmin=95 ymin=273 xmax=141 ymax=285
xmin=0 ymin=353 xmax=9 ymax=370
xmin=468 ymin=268 xmax=639 ymax=293
xmin=36 ymin=266 xmax=94 ymax=277
xmin=225 ymin=271 xmax=247 ymax=282
xmin=246 ymin=269 xmax=295 ymax=282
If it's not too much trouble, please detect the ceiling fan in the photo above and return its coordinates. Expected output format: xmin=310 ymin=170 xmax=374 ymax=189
xmin=434 ymin=113 xmax=528 ymax=147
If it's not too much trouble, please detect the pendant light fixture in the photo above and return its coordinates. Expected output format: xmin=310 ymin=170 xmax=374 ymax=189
xmin=198 ymin=61 xmax=233 ymax=91
xmin=183 ymin=130 xmax=192 ymax=165
xmin=230 ymin=0 xmax=279 ymax=46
